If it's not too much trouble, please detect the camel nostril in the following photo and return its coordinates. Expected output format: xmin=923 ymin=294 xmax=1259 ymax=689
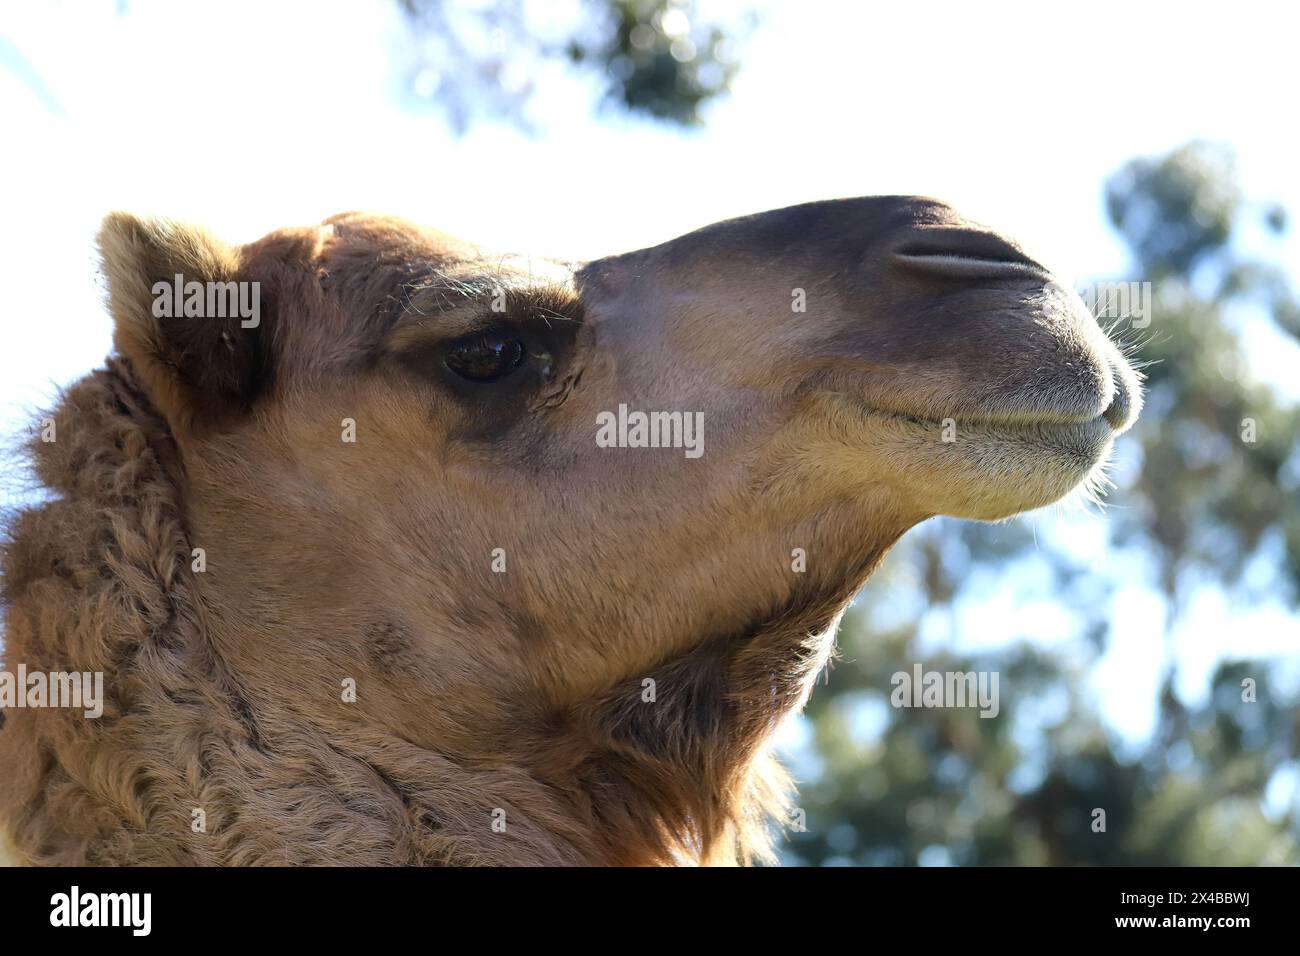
xmin=891 ymin=228 xmax=1051 ymax=282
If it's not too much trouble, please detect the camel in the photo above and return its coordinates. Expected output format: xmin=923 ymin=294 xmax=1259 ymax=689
xmin=0 ymin=197 xmax=1141 ymax=866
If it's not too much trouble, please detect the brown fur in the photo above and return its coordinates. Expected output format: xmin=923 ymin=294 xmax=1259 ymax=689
xmin=0 ymin=198 xmax=1139 ymax=865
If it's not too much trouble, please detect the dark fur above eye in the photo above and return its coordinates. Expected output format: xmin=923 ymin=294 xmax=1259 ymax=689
xmin=444 ymin=331 xmax=526 ymax=382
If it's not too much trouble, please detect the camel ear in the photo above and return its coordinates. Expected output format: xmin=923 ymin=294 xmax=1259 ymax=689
xmin=99 ymin=212 xmax=274 ymax=438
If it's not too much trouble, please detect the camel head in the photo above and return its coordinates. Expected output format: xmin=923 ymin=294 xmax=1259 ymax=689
xmin=0 ymin=197 xmax=1139 ymax=866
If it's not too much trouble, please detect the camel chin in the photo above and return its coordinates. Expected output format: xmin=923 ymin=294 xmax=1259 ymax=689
xmin=853 ymin=409 xmax=1122 ymax=522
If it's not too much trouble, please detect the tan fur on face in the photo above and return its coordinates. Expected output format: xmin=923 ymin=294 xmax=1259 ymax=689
xmin=0 ymin=198 xmax=1139 ymax=865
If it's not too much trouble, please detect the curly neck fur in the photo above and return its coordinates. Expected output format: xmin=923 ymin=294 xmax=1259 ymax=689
xmin=0 ymin=360 xmax=875 ymax=865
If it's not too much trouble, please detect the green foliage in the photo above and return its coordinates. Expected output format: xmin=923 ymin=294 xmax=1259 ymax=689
xmin=1107 ymin=145 xmax=1300 ymax=600
xmin=575 ymin=0 xmax=740 ymax=126
xmin=1106 ymin=141 xmax=1239 ymax=278
xmin=397 ymin=0 xmax=746 ymax=130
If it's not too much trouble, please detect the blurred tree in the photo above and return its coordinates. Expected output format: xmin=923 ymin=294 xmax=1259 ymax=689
xmin=784 ymin=142 xmax=1300 ymax=866
xmin=395 ymin=0 xmax=751 ymax=131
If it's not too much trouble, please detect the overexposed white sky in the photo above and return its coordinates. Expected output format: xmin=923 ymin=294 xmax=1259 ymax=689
xmin=1 ymin=0 xmax=1297 ymax=745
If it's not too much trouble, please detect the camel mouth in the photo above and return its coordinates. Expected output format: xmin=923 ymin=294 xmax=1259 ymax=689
xmin=828 ymin=362 xmax=1140 ymax=519
xmin=847 ymin=360 xmax=1140 ymax=442
xmin=842 ymin=348 xmax=1143 ymax=442
xmin=856 ymin=402 xmax=1118 ymax=451
xmin=840 ymin=399 xmax=1121 ymax=519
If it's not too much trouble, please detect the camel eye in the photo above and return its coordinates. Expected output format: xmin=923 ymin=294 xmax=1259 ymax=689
xmin=444 ymin=331 xmax=525 ymax=382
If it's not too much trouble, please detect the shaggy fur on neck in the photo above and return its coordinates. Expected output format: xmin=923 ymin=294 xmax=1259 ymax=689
xmin=0 ymin=360 xmax=871 ymax=865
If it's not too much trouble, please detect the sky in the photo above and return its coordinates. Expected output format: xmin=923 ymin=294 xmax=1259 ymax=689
xmin=1 ymin=0 xmax=1297 ymax=750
